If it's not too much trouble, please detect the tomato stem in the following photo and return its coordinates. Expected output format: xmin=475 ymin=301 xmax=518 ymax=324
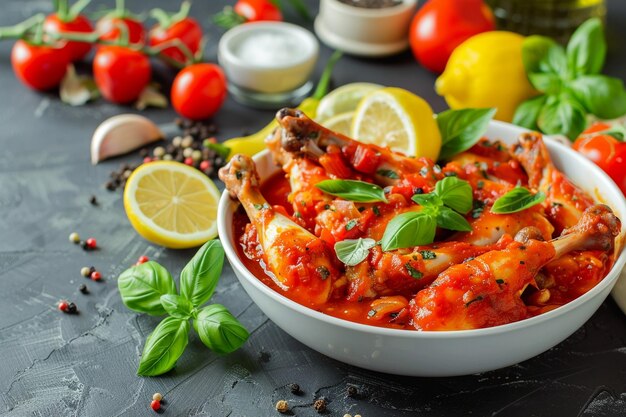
xmin=67 ymin=0 xmax=91 ymax=22
xmin=312 ymin=50 xmax=343 ymax=101
xmin=0 ymin=14 xmax=45 ymax=40
xmin=144 ymin=38 xmax=193 ymax=69
xmin=151 ymin=1 xmax=191 ymax=30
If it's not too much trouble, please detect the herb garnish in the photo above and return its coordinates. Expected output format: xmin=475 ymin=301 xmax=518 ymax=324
xmin=420 ymin=250 xmax=437 ymax=260
xmin=436 ymin=108 xmax=497 ymax=160
xmin=334 ymin=238 xmax=377 ymax=266
xmin=315 ymin=179 xmax=388 ymax=203
xmin=118 ymin=240 xmax=248 ymax=376
xmin=513 ymin=18 xmax=626 ymax=138
xmin=376 ymin=169 xmax=399 ymax=179
xmin=491 ymin=187 xmax=546 ymax=214
xmin=405 ymin=263 xmax=423 ymax=279
xmin=381 ymin=177 xmax=473 ymax=251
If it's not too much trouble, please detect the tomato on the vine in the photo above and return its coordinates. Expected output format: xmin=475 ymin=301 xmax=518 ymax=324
xmin=11 ymin=40 xmax=70 ymax=91
xmin=409 ymin=0 xmax=495 ymax=73
xmin=97 ymin=17 xmax=145 ymax=45
xmin=93 ymin=46 xmax=151 ymax=104
xmin=149 ymin=18 xmax=202 ymax=66
xmin=171 ymin=63 xmax=227 ymax=120
xmin=573 ymin=121 xmax=626 ymax=195
xmin=234 ymin=0 xmax=283 ymax=22
xmin=44 ymin=13 xmax=93 ymax=61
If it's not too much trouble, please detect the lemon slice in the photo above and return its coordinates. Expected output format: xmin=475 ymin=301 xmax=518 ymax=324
xmin=351 ymin=87 xmax=441 ymax=160
xmin=124 ymin=161 xmax=221 ymax=249
xmin=316 ymin=82 xmax=383 ymax=122
xmin=320 ymin=111 xmax=354 ymax=136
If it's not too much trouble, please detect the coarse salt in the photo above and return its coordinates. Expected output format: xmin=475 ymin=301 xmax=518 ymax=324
xmin=236 ymin=32 xmax=305 ymax=66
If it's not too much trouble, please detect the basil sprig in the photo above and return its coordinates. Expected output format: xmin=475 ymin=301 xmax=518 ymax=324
xmin=436 ymin=108 xmax=497 ymax=160
xmin=491 ymin=187 xmax=546 ymax=214
xmin=334 ymin=237 xmax=376 ymax=266
xmin=315 ymin=179 xmax=387 ymax=203
xmin=381 ymin=177 xmax=473 ymax=251
xmin=117 ymin=240 xmax=249 ymax=376
xmin=513 ymin=18 xmax=626 ymax=139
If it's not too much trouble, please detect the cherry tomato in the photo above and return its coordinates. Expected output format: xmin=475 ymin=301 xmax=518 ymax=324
xmin=234 ymin=0 xmax=282 ymax=22
xmin=11 ymin=40 xmax=70 ymax=91
xmin=97 ymin=17 xmax=145 ymax=45
xmin=149 ymin=17 xmax=202 ymax=66
xmin=409 ymin=0 xmax=495 ymax=73
xmin=573 ymin=134 xmax=620 ymax=172
xmin=43 ymin=13 xmax=93 ymax=61
xmin=171 ymin=63 xmax=227 ymax=120
xmin=93 ymin=46 xmax=151 ymax=104
xmin=605 ymin=143 xmax=626 ymax=195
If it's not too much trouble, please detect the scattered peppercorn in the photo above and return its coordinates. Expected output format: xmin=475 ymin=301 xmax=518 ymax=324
xmin=79 ymin=284 xmax=89 ymax=294
xmin=153 ymin=146 xmax=165 ymax=157
xmin=67 ymin=302 xmax=77 ymax=314
xmin=89 ymin=266 xmax=96 ymax=274
xmin=58 ymin=300 xmax=69 ymax=312
xmin=81 ymin=241 xmax=89 ymax=250
xmin=275 ymin=400 xmax=289 ymax=414
xmin=89 ymin=195 xmax=98 ymax=206
xmin=347 ymin=385 xmax=358 ymax=398
xmin=289 ymin=383 xmax=301 ymax=394
xmin=69 ymin=232 xmax=80 ymax=244
xmin=85 ymin=238 xmax=97 ymax=249
xmin=314 ymin=398 xmax=327 ymax=413
xmin=343 ymin=414 xmax=352 ymax=417
xmin=150 ymin=400 xmax=161 ymax=411
xmin=80 ymin=266 xmax=91 ymax=277
xmin=152 ymin=393 xmax=163 ymax=401
xmin=258 ymin=350 xmax=271 ymax=363
xmin=90 ymin=271 xmax=102 ymax=281
xmin=137 ymin=255 xmax=149 ymax=265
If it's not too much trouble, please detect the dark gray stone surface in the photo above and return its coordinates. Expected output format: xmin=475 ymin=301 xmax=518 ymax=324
xmin=1 ymin=1 xmax=626 ymax=416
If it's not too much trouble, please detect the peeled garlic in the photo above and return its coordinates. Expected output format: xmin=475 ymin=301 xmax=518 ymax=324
xmin=91 ymin=114 xmax=163 ymax=164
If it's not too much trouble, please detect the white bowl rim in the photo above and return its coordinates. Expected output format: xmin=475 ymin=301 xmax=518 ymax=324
xmin=218 ymin=21 xmax=319 ymax=71
xmin=218 ymin=120 xmax=626 ymax=340
xmin=322 ymin=0 xmax=418 ymax=17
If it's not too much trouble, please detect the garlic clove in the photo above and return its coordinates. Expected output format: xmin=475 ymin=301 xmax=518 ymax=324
xmin=91 ymin=114 xmax=164 ymax=164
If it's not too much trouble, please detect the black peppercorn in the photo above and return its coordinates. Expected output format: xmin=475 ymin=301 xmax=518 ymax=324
xmin=347 ymin=386 xmax=358 ymax=398
xmin=289 ymin=383 xmax=300 ymax=394
xmin=79 ymin=284 xmax=88 ymax=294
xmin=67 ymin=302 xmax=77 ymax=314
xmin=89 ymin=195 xmax=98 ymax=205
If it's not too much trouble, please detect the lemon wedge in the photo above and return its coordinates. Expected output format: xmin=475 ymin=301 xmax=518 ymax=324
xmin=351 ymin=87 xmax=441 ymax=160
xmin=316 ymin=82 xmax=383 ymax=123
xmin=320 ymin=111 xmax=354 ymax=136
xmin=123 ymin=161 xmax=221 ymax=249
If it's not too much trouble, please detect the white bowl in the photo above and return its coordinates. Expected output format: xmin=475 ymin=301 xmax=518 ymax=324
xmin=217 ymin=121 xmax=626 ymax=376
xmin=218 ymin=22 xmax=319 ymax=94
xmin=314 ymin=0 xmax=417 ymax=57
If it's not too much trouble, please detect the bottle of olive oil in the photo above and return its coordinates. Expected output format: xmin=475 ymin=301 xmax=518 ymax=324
xmin=485 ymin=0 xmax=606 ymax=43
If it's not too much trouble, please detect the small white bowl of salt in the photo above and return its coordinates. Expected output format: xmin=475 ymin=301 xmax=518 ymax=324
xmin=218 ymin=21 xmax=319 ymax=108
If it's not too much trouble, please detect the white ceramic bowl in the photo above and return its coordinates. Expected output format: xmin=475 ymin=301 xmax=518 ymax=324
xmin=218 ymin=22 xmax=319 ymax=94
xmin=217 ymin=121 xmax=626 ymax=376
xmin=314 ymin=0 xmax=417 ymax=57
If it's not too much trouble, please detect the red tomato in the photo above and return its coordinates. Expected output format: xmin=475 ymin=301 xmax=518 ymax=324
xmin=234 ymin=0 xmax=282 ymax=22
xmin=573 ymin=134 xmax=620 ymax=172
xmin=97 ymin=17 xmax=145 ymax=45
xmin=409 ymin=0 xmax=495 ymax=73
xmin=605 ymin=144 xmax=626 ymax=195
xmin=93 ymin=46 xmax=151 ymax=104
xmin=149 ymin=18 xmax=203 ymax=66
xmin=171 ymin=64 xmax=227 ymax=120
xmin=43 ymin=14 xmax=93 ymax=61
xmin=11 ymin=40 xmax=70 ymax=91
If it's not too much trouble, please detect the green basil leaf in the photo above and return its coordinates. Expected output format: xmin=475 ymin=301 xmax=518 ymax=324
xmin=118 ymin=261 xmax=177 ymax=316
xmin=436 ymin=206 xmax=472 ymax=232
xmin=193 ymin=304 xmax=249 ymax=354
xmin=137 ymin=316 xmax=189 ymax=376
xmin=435 ymin=177 xmax=473 ymax=214
xmin=380 ymin=211 xmax=437 ymax=251
xmin=160 ymin=294 xmax=194 ymax=319
xmin=491 ymin=188 xmax=546 ymax=214
xmin=513 ymin=95 xmax=548 ymax=130
xmin=566 ymin=17 xmax=606 ymax=77
xmin=436 ymin=108 xmax=497 ymax=160
xmin=522 ymin=35 xmax=566 ymax=76
xmin=315 ymin=179 xmax=387 ymax=203
xmin=411 ymin=193 xmax=442 ymax=207
xmin=334 ymin=238 xmax=376 ymax=266
xmin=537 ymin=95 xmax=587 ymax=139
xmin=570 ymin=75 xmax=626 ymax=120
xmin=180 ymin=240 xmax=225 ymax=307
xmin=528 ymin=73 xmax=563 ymax=95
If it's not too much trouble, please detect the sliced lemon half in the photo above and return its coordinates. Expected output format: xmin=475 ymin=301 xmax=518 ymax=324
xmin=123 ymin=161 xmax=220 ymax=249
xmin=351 ymin=87 xmax=442 ymax=160
xmin=320 ymin=111 xmax=354 ymax=136
xmin=316 ymin=82 xmax=383 ymax=123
